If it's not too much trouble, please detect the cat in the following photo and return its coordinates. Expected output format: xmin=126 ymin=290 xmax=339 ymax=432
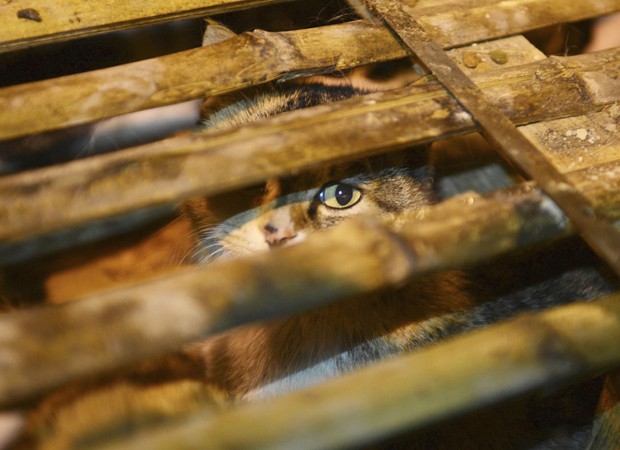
xmin=183 ymin=77 xmax=611 ymax=394
xmin=178 ymin=76 xmax=615 ymax=448
xmin=10 ymin=41 xmax=616 ymax=450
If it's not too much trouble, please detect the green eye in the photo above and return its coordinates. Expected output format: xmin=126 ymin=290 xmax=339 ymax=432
xmin=318 ymin=183 xmax=362 ymax=209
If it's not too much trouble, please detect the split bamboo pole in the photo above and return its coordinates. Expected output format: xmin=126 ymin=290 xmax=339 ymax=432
xmin=0 ymin=20 xmax=404 ymax=141
xmin=363 ymin=0 xmax=620 ymax=275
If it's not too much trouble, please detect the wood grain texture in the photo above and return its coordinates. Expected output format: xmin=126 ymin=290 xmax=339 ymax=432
xmin=1 ymin=0 xmax=616 ymax=53
xmin=1 ymin=2 xmax=618 ymax=448
xmin=415 ymin=0 xmax=620 ymax=48
xmin=0 ymin=20 xmax=406 ymax=141
xmin=365 ymin=0 xmax=620 ymax=275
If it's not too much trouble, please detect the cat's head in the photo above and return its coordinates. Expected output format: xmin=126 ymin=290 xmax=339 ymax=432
xmin=186 ymin=82 xmax=434 ymax=263
xmin=184 ymin=151 xmax=433 ymax=263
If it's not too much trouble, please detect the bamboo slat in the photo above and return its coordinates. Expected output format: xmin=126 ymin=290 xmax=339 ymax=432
xmin=0 ymin=0 xmax=620 ymax=450
xmin=522 ymin=110 xmax=620 ymax=174
xmin=1 ymin=1 xmax=619 ymax=448
xmin=523 ymin=111 xmax=620 ymax=223
xmin=2 ymin=0 xmax=619 ymax=141
xmin=523 ymin=110 xmax=620 ymax=219
xmin=1 ymin=159 xmax=619 ymax=406
xmin=0 ymin=0 xmax=289 ymax=52
xmin=446 ymin=34 xmax=547 ymax=70
xmin=1 ymin=0 xmax=616 ymax=54
xmin=1 ymin=48 xmax=618 ymax=261
xmin=89 ymin=291 xmax=620 ymax=450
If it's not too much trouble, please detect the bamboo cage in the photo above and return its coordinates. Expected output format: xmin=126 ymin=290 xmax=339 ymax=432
xmin=1 ymin=0 xmax=620 ymax=448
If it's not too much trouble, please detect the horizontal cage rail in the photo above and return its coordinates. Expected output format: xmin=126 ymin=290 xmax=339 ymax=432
xmin=0 ymin=0 xmax=290 ymax=53
xmin=87 ymin=291 xmax=620 ymax=450
xmin=365 ymin=0 xmax=620 ymax=273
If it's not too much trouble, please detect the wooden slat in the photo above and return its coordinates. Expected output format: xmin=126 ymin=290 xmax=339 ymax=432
xmin=1 ymin=2 xmax=618 ymax=447
xmin=587 ymin=370 xmax=620 ymax=450
xmin=522 ymin=110 xmax=620 ymax=221
xmin=89 ymin=292 xmax=620 ymax=450
xmin=364 ymin=0 xmax=620 ymax=276
xmin=2 ymin=0 xmax=615 ymax=53
xmin=2 ymin=0 xmax=619 ymax=142
xmin=0 ymin=48 xmax=618 ymax=259
xmin=446 ymin=34 xmax=546 ymax=72
xmin=0 ymin=0 xmax=289 ymax=52
xmin=521 ymin=110 xmax=620 ymax=173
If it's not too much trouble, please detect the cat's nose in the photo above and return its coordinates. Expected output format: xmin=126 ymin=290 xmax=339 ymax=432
xmin=263 ymin=223 xmax=297 ymax=247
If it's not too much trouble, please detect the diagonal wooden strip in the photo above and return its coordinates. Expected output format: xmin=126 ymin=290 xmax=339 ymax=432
xmin=587 ymin=370 xmax=620 ymax=450
xmin=363 ymin=0 xmax=620 ymax=277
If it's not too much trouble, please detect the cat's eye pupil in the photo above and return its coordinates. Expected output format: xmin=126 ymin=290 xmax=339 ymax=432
xmin=318 ymin=182 xmax=362 ymax=209
xmin=335 ymin=184 xmax=353 ymax=206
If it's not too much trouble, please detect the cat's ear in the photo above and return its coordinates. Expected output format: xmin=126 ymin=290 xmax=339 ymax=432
xmin=200 ymin=20 xmax=248 ymax=119
xmin=199 ymin=19 xmax=279 ymax=123
xmin=202 ymin=18 xmax=236 ymax=46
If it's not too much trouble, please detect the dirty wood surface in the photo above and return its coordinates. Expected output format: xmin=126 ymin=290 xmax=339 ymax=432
xmin=1 ymin=47 xmax=618 ymax=259
xmin=522 ymin=109 xmax=620 ymax=174
xmin=413 ymin=0 xmax=620 ymax=47
xmin=0 ymin=0 xmax=287 ymax=52
xmin=520 ymin=109 xmax=620 ymax=221
xmin=0 ymin=20 xmax=405 ymax=141
xmin=1 ymin=0 xmax=616 ymax=53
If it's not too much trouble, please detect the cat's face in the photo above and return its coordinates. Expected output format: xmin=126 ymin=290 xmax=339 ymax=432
xmin=186 ymin=83 xmax=433 ymax=263
xmin=184 ymin=153 xmax=433 ymax=263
